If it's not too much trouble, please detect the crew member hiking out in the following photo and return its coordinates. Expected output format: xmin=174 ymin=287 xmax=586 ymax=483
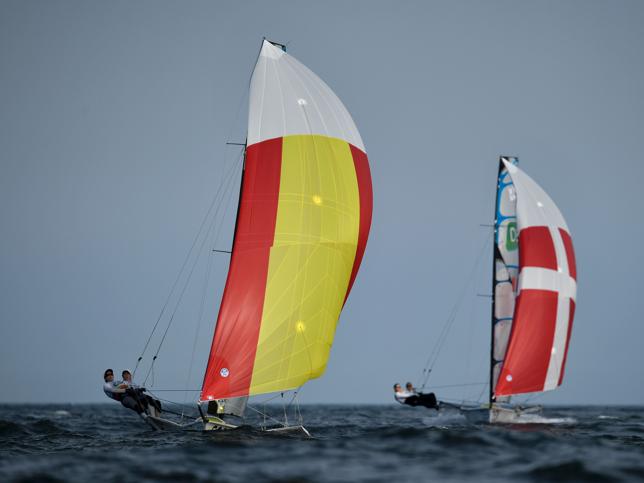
xmin=393 ymin=382 xmax=439 ymax=410
xmin=102 ymin=368 xmax=161 ymax=415
xmin=121 ymin=369 xmax=163 ymax=413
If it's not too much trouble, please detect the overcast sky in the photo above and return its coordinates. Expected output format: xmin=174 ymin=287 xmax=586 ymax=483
xmin=1 ymin=0 xmax=643 ymax=405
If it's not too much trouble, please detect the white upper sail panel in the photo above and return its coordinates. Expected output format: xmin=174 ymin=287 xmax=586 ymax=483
xmin=502 ymin=160 xmax=569 ymax=232
xmin=247 ymin=40 xmax=365 ymax=152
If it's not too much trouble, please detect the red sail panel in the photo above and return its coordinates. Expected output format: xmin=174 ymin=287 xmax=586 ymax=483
xmin=496 ymin=225 xmax=577 ymax=396
xmin=560 ymin=228 xmax=577 ymax=280
xmin=495 ymin=290 xmax=558 ymax=395
xmin=344 ymin=145 xmax=373 ymax=304
xmin=496 ymin=226 xmax=561 ymax=396
xmin=200 ymin=138 xmax=282 ymax=400
xmin=557 ymin=299 xmax=576 ymax=386
xmin=518 ymin=227 xmax=557 ymax=271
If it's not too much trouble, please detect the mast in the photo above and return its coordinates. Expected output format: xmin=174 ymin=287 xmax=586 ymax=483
xmin=226 ymin=38 xmax=285 ymax=251
xmin=228 ymin=40 xmax=284 ymax=253
xmin=229 ymin=141 xmax=247 ymax=251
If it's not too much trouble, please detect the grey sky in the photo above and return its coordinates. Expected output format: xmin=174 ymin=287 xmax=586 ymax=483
xmin=1 ymin=0 xmax=643 ymax=405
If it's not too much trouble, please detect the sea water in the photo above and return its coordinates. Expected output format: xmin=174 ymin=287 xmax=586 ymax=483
xmin=1 ymin=404 xmax=643 ymax=482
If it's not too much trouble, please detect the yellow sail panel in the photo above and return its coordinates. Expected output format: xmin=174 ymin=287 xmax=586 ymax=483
xmin=248 ymin=135 xmax=361 ymax=395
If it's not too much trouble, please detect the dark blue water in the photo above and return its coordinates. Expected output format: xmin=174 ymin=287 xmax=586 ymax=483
xmin=1 ymin=404 xmax=643 ymax=482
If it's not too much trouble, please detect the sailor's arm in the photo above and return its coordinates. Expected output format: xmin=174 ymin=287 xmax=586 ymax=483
xmin=104 ymin=383 xmax=127 ymax=395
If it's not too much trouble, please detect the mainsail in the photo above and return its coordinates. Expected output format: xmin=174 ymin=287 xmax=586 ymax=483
xmin=493 ymin=159 xmax=577 ymax=398
xmin=490 ymin=156 xmax=519 ymax=402
xmin=200 ymin=41 xmax=373 ymax=402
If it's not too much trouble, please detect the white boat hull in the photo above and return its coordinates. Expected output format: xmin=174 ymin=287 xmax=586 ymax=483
xmin=489 ymin=404 xmax=542 ymax=423
xmin=202 ymin=416 xmax=311 ymax=436
xmin=460 ymin=404 xmax=543 ymax=424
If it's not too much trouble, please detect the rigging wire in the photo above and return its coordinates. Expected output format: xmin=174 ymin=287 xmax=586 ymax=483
xmin=247 ymin=404 xmax=286 ymax=428
xmin=419 ymin=230 xmax=492 ymax=390
xmin=475 ymin=382 xmax=488 ymax=403
xmin=180 ymin=161 xmax=242 ymax=415
xmin=463 ymin=263 xmax=481 ymax=400
xmin=144 ymin=389 xmax=201 ymax=392
xmin=438 ymin=395 xmax=485 ymax=406
xmin=521 ymin=391 xmax=546 ymax=406
xmin=430 ymin=382 xmax=487 ymax=389
xmin=285 ymin=390 xmax=304 ymax=426
xmin=182 ymin=156 xmax=243 ymax=408
xmin=247 ymin=389 xmax=303 ymax=428
xmin=146 ymin=390 xmax=200 ymax=418
xmin=132 ymin=40 xmax=266 ymax=401
xmin=132 ymin=149 xmax=245 ymax=378
xmin=142 ymin=153 xmax=244 ymax=386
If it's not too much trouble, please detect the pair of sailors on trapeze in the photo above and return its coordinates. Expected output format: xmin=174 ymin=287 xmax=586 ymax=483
xmin=393 ymin=382 xmax=439 ymax=409
xmin=102 ymin=368 xmax=162 ymax=416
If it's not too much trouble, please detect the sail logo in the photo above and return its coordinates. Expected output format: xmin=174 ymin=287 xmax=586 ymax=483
xmin=220 ymin=368 xmax=229 ymax=378
xmin=506 ymin=222 xmax=518 ymax=251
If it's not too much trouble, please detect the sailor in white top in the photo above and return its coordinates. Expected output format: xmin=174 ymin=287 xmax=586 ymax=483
xmin=393 ymin=383 xmax=414 ymax=404
xmin=103 ymin=367 xmax=151 ymax=415
xmin=393 ymin=382 xmax=439 ymax=409
xmin=120 ymin=369 xmax=163 ymax=414
xmin=102 ymin=368 xmax=127 ymax=401
xmin=120 ymin=369 xmax=137 ymax=388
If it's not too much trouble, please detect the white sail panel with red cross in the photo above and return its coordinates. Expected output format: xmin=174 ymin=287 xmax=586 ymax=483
xmin=494 ymin=161 xmax=577 ymax=397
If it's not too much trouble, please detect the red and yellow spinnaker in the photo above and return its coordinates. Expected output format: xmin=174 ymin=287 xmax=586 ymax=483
xmin=201 ymin=41 xmax=372 ymax=401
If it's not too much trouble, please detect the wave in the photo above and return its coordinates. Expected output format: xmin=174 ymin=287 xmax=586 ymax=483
xmin=0 ymin=405 xmax=642 ymax=483
xmin=0 ymin=418 xmax=72 ymax=440
xmin=0 ymin=419 xmax=30 ymax=438
xmin=520 ymin=460 xmax=616 ymax=482
xmin=420 ymin=411 xmax=468 ymax=427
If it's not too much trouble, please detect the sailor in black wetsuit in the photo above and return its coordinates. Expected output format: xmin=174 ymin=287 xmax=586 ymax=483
xmin=393 ymin=382 xmax=438 ymax=409
xmin=121 ymin=370 xmax=162 ymax=413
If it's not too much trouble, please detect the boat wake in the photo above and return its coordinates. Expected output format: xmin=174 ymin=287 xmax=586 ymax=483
xmin=507 ymin=413 xmax=577 ymax=425
xmin=421 ymin=410 xmax=467 ymax=427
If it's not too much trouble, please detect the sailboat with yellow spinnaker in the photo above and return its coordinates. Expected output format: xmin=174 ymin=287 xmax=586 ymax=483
xmin=196 ymin=40 xmax=373 ymax=432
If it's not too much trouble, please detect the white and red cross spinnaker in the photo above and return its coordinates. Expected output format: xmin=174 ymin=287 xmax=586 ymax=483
xmin=494 ymin=160 xmax=577 ymax=397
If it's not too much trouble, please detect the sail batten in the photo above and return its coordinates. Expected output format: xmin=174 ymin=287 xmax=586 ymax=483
xmin=201 ymin=41 xmax=372 ymax=402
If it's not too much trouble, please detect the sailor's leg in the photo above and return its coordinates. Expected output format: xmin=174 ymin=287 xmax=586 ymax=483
xmin=127 ymin=388 xmax=150 ymax=412
xmin=417 ymin=393 xmax=438 ymax=408
xmin=147 ymin=395 xmax=162 ymax=412
xmin=121 ymin=395 xmax=143 ymax=414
